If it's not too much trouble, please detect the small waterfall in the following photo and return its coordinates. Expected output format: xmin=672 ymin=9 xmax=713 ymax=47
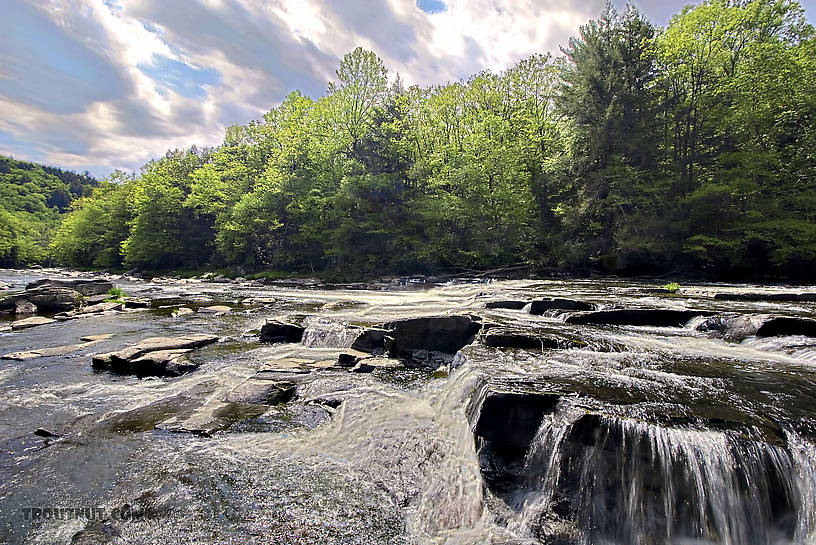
xmin=300 ymin=318 xmax=362 ymax=348
xmin=507 ymin=411 xmax=816 ymax=545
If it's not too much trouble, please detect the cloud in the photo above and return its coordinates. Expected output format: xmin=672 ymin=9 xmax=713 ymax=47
xmin=0 ymin=0 xmax=744 ymax=178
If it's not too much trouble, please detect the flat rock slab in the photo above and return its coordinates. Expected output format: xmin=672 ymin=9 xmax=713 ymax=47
xmin=26 ymin=278 xmax=114 ymax=296
xmin=481 ymin=330 xmax=561 ymax=349
xmin=11 ymin=316 xmax=56 ymax=330
xmin=225 ymin=379 xmax=296 ymax=405
xmin=484 ymin=300 xmax=528 ymax=310
xmin=155 ymin=401 xmax=268 ymax=436
xmin=565 ymin=309 xmax=711 ymax=327
xmin=529 ymin=298 xmax=594 ymax=314
xmin=256 ymin=357 xmax=336 ymax=375
xmin=352 ymin=357 xmax=402 ymax=373
xmin=172 ymin=307 xmax=194 ymax=318
xmin=92 ymin=334 xmax=219 ymax=377
xmin=198 ymin=305 xmax=232 ymax=314
xmin=2 ymin=335 xmax=113 ymax=360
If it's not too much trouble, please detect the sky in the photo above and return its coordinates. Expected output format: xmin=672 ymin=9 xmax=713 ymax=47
xmin=1 ymin=0 xmax=814 ymax=178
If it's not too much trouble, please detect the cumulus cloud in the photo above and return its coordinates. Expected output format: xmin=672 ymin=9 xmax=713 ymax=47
xmin=3 ymin=0 xmax=807 ymax=177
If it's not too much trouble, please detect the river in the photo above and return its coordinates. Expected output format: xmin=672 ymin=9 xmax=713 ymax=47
xmin=0 ymin=269 xmax=814 ymax=544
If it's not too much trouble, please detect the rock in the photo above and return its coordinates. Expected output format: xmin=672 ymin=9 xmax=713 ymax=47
xmin=352 ymin=357 xmax=402 ymax=373
xmin=225 ymin=379 xmax=296 ymax=405
xmin=2 ymin=335 xmax=110 ymax=360
xmin=80 ymin=302 xmax=124 ymax=314
xmin=198 ymin=305 xmax=232 ymax=314
xmin=472 ymin=390 xmax=561 ymax=450
xmin=383 ymin=315 xmax=482 ymax=358
xmin=338 ymin=352 xmax=362 ymax=367
xmin=350 ymin=328 xmax=388 ymax=352
xmin=34 ymin=428 xmax=61 ymax=438
xmin=484 ymin=300 xmax=528 ymax=310
xmin=25 ymin=278 xmax=113 ymax=296
xmin=123 ymin=298 xmax=150 ymax=309
xmin=528 ymin=298 xmax=594 ymax=314
xmin=565 ymin=309 xmax=710 ymax=327
xmin=81 ymin=334 xmax=115 ymax=342
xmin=11 ymin=316 xmax=56 ymax=330
xmin=13 ymin=300 xmax=37 ymax=316
xmin=756 ymin=317 xmax=816 ymax=338
xmin=256 ymin=357 xmax=336 ymax=375
xmin=481 ymin=329 xmax=561 ymax=349
xmin=0 ymin=287 xmax=83 ymax=313
xmin=713 ymin=292 xmax=816 ymax=302
xmin=259 ymin=321 xmax=305 ymax=343
xmin=695 ymin=314 xmax=767 ymax=341
xmin=92 ymin=334 xmax=219 ymax=376
xmin=126 ymin=350 xmax=197 ymax=377
xmin=405 ymin=349 xmax=452 ymax=370
xmin=155 ymin=401 xmax=268 ymax=436
xmin=172 ymin=307 xmax=194 ymax=318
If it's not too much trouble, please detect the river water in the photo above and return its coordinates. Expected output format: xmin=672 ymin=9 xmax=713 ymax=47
xmin=0 ymin=269 xmax=814 ymax=544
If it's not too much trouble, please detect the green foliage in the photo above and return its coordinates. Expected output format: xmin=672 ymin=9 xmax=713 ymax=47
xmin=663 ymin=282 xmax=680 ymax=293
xmin=30 ymin=2 xmax=816 ymax=281
xmin=105 ymin=287 xmax=126 ymax=303
xmin=0 ymin=155 xmax=97 ymax=266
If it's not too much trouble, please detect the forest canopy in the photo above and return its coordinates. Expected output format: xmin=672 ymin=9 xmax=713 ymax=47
xmin=15 ymin=0 xmax=816 ymax=280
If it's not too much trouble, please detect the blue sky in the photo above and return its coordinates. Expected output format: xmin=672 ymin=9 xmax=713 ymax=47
xmin=1 ymin=0 xmax=814 ymax=178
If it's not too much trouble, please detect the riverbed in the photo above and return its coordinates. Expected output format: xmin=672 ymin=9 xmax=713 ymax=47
xmin=0 ymin=269 xmax=814 ymax=545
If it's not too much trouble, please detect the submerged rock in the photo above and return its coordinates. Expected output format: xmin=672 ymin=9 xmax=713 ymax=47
xmin=566 ymin=309 xmax=710 ymax=327
xmin=198 ymin=305 xmax=232 ymax=314
xmin=259 ymin=321 xmax=305 ymax=343
xmin=480 ymin=329 xmax=561 ymax=350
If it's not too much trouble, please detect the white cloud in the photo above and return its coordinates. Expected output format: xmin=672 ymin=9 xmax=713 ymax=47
xmin=0 ymin=0 xmax=627 ymax=177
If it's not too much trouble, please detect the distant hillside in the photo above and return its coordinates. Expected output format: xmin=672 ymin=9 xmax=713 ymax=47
xmin=0 ymin=155 xmax=97 ymax=266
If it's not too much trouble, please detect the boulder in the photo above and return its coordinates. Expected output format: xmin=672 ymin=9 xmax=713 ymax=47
xmin=484 ymin=300 xmax=528 ymax=310
xmin=695 ymin=314 xmax=768 ymax=341
xmin=1 ymin=287 xmax=83 ymax=313
xmin=225 ymin=379 xmax=296 ymax=405
xmin=383 ymin=315 xmax=482 ymax=358
xmin=565 ymin=309 xmax=710 ymax=327
xmin=338 ymin=352 xmax=363 ymax=368
xmin=26 ymin=278 xmax=113 ymax=296
xmin=259 ymin=321 xmax=304 ymax=344
xmin=350 ymin=328 xmax=388 ymax=352
xmin=92 ymin=334 xmax=219 ymax=377
xmin=13 ymin=300 xmax=37 ymax=316
xmin=11 ymin=316 xmax=56 ymax=330
xmin=528 ymin=298 xmax=594 ymax=314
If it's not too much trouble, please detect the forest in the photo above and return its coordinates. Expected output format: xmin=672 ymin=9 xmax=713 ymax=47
xmin=6 ymin=0 xmax=816 ymax=280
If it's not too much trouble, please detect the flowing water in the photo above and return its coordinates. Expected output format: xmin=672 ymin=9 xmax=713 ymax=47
xmin=0 ymin=269 xmax=815 ymax=544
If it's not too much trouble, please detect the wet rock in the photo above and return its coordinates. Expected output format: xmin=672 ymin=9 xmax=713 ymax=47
xmin=0 ymin=287 xmax=83 ymax=313
xmin=472 ymin=390 xmax=561 ymax=450
xmin=350 ymin=328 xmax=388 ymax=352
xmin=405 ymin=349 xmax=452 ymax=370
xmin=11 ymin=316 xmax=56 ymax=330
xmin=484 ymin=300 xmax=528 ymax=310
xmin=256 ymin=357 xmax=335 ymax=375
xmin=225 ymin=379 xmax=296 ymax=405
xmin=481 ymin=329 xmax=560 ymax=349
xmin=713 ymin=292 xmax=816 ymax=302
xmin=80 ymin=301 xmax=125 ymax=314
xmin=2 ymin=335 xmax=110 ymax=360
xmin=756 ymin=317 xmax=816 ymax=338
xmin=123 ymin=298 xmax=150 ymax=309
xmin=259 ymin=321 xmax=305 ymax=343
xmin=172 ymin=307 xmax=194 ymax=318
xmin=338 ymin=351 xmax=363 ymax=367
xmin=351 ymin=356 xmax=402 ymax=373
xmin=25 ymin=278 xmax=114 ymax=296
xmin=529 ymin=298 xmax=594 ymax=314
xmin=92 ymin=334 xmax=219 ymax=376
xmin=126 ymin=349 xmax=197 ymax=377
xmin=383 ymin=315 xmax=482 ymax=358
xmin=155 ymin=401 xmax=268 ymax=436
xmin=34 ymin=428 xmax=61 ymax=438
xmin=565 ymin=309 xmax=710 ymax=327
xmin=695 ymin=314 xmax=768 ymax=341
xmin=13 ymin=300 xmax=37 ymax=316
xmin=198 ymin=305 xmax=232 ymax=314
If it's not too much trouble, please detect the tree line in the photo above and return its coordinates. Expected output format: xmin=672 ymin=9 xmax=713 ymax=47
xmin=36 ymin=0 xmax=816 ymax=279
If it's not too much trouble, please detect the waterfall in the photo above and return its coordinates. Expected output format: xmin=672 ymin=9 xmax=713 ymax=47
xmin=507 ymin=411 xmax=816 ymax=545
